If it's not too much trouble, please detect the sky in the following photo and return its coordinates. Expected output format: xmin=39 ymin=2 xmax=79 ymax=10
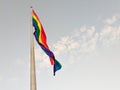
xmin=0 ymin=0 xmax=120 ymax=90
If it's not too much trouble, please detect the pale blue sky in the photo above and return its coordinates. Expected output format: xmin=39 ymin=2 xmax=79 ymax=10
xmin=0 ymin=0 xmax=120 ymax=90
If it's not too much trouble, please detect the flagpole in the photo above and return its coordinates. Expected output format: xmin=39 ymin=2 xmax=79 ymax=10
xmin=30 ymin=6 xmax=37 ymax=90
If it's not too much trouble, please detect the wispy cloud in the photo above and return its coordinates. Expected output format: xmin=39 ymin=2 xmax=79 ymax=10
xmin=35 ymin=14 xmax=120 ymax=67
xmin=100 ymin=25 xmax=120 ymax=46
xmin=103 ymin=14 xmax=120 ymax=25
xmin=53 ymin=26 xmax=98 ymax=55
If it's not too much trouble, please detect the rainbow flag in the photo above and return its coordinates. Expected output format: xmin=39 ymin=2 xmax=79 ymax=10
xmin=32 ymin=9 xmax=62 ymax=75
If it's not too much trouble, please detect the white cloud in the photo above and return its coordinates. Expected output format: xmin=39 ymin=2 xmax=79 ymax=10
xmin=79 ymin=26 xmax=97 ymax=53
xmin=53 ymin=36 xmax=69 ymax=55
xmin=68 ymin=42 xmax=79 ymax=50
xmin=103 ymin=14 xmax=120 ymax=25
xmin=58 ymin=26 xmax=97 ymax=54
xmin=100 ymin=26 xmax=120 ymax=46
xmin=100 ymin=26 xmax=112 ymax=35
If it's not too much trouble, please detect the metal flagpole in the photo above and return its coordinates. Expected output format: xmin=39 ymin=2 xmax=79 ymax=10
xmin=30 ymin=6 xmax=37 ymax=90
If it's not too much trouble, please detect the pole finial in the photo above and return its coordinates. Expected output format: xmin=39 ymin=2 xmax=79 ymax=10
xmin=30 ymin=6 xmax=33 ymax=8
